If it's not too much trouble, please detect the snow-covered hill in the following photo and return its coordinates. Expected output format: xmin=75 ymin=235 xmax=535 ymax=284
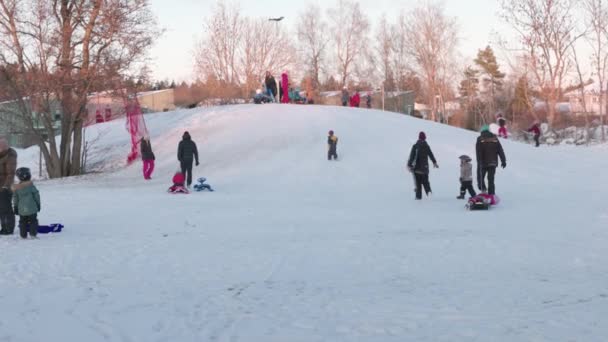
xmin=2 ymin=104 xmax=608 ymax=341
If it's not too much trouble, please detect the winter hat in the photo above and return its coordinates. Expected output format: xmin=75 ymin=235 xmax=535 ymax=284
xmin=418 ymin=131 xmax=426 ymax=140
xmin=328 ymin=130 xmax=334 ymax=135
xmin=16 ymin=167 xmax=31 ymax=182
xmin=480 ymin=125 xmax=490 ymax=132
xmin=183 ymin=131 xmax=191 ymax=140
xmin=459 ymin=155 xmax=472 ymax=162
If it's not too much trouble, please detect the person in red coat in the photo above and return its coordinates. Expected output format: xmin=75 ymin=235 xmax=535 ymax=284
xmin=528 ymin=121 xmax=541 ymax=147
xmin=350 ymin=90 xmax=361 ymax=107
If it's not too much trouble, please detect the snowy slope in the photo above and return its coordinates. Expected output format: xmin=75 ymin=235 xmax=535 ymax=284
xmin=2 ymin=104 xmax=608 ymax=342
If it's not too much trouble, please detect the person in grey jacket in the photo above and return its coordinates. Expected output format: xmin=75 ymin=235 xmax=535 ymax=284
xmin=341 ymin=87 xmax=349 ymax=106
xmin=457 ymin=155 xmax=476 ymax=199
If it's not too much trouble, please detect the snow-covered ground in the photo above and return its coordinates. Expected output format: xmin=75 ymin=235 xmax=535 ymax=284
xmin=2 ymin=104 xmax=608 ymax=342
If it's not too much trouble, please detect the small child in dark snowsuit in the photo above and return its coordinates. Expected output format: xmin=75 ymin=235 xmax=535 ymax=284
xmin=457 ymin=155 xmax=476 ymax=199
xmin=12 ymin=167 xmax=40 ymax=239
xmin=327 ymin=130 xmax=338 ymax=160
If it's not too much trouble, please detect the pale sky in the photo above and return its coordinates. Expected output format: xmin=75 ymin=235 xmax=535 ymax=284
xmin=148 ymin=0 xmax=508 ymax=82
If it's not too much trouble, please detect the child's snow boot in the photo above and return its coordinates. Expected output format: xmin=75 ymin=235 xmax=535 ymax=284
xmin=456 ymin=194 xmax=465 ymax=199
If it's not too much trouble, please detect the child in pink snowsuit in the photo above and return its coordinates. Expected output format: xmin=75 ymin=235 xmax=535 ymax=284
xmin=140 ymin=136 xmax=155 ymax=180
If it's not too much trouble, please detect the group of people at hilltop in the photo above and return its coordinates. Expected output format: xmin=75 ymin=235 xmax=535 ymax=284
xmin=0 ymin=138 xmax=41 ymax=239
xmin=341 ymin=87 xmax=373 ymax=109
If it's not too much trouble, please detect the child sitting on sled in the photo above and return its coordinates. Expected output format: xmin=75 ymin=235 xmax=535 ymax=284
xmin=168 ymin=171 xmax=189 ymax=194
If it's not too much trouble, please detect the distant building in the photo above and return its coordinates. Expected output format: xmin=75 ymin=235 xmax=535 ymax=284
xmin=0 ymin=89 xmax=176 ymax=148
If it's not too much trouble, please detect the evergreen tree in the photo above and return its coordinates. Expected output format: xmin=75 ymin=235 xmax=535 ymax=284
xmin=459 ymin=66 xmax=480 ymax=130
xmin=474 ymin=46 xmax=505 ymax=119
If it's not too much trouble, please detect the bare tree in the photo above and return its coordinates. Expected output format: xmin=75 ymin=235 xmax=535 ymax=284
xmin=240 ymin=18 xmax=294 ymax=96
xmin=585 ymin=0 xmax=608 ymax=141
xmin=328 ymin=0 xmax=370 ymax=86
xmin=0 ymin=0 xmax=158 ymax=178
xmin=297 ymin=5 xmax=329 ymax=90
xmin=195 ymin=1 xmax=243 ymax=85
xmin=500 ymin=0 xmax=582 ymax=127
xmin=375 ymin=14 xmax=395 ymax=91
xmin=196 ymin=1 xmax=294 ymax=97
xmin=400 ymin=2 xmax=459 ymax=122
xmin=571 ymin=44 xmax=592 ymax=144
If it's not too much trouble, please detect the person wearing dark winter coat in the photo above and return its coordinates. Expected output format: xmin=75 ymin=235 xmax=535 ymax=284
xmin=177 ymin=131 xmax=199 ymax=187
xmin=366 ymin=93 xmax=372 ymax=109
xmin=264 ymin=71 xmax=278 ymax=101
xmin=528 ymin=121 xmax=541 ymax=147
xmin=140 ymin=135 xmax=155 ymax=180
xmin=341 ymin=88 xmax=349 ymax=106
xmin=12 ymin=167 xmax=40 ymax=239
xmin=407 ymin=132 xmax=438 ymax=200
xmin=0 ymin=137 xmax=17 ymax=235
xmin=476 ymin=125 xmax=506 ymax=195
xmin=327 ymin=130 xmax=338 ymax=160
xmin=457 ymin=155 xmax=476 ymax=199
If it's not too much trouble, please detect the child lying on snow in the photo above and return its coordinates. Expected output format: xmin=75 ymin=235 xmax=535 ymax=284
xmin=168 ymin=172 xmax=189 ymax=194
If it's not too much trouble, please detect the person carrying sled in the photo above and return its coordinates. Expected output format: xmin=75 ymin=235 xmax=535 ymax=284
xmin=476 ymin=125 xmax=506 ymax=195
xmin=12 ymin=167 xmax=40 ymax=239
xmin=407 ymin=132 xmax=438 ymax=200
xmin=140 ymin=135 xmax=155 ymax=180
xmin=327 ymin=130 xmax=338 ymax=161
xmin=341 ymin=87 xmax=349 ymax=106
xmin=0 ymin=137 xmax=17 ymax=235
xmin=177 ymin=131 xmax=199 ymax=188
xmin=528 ymin=120 xmax=541 ymax=147
xmin=457 ymin=155 xmax=476 ymax=199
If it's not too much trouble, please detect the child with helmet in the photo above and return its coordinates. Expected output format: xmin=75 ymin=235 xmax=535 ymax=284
xmin=12 ymin=167 xmax=40 ymax=239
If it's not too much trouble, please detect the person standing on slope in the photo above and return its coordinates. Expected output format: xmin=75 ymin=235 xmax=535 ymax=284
xmin=527 ymin=120 xmax=541 ymax=147
xmin=407 ymin=132 xmax=438 ymax=200
xmin=0 ymin=137 xmax=17 ymax=235
xmin=264 ymin=71 xmax=278 ymax=102
xmin=341 ymin=87 xmax=349 ymax=106
xmin=327 ymin=130 xmax=338 ymax=161
xmin=177 ymin=131 xmax=199 ymax=188
xmin=350 ymin=90 xmax=361 ymax=107
xmin=476 ymin=125 xmax=506 ymax=195
xmin=497 ymin=114 xmax=508 ymax=138
xmin=140 ymin=135 xmax=155 ymax=180
xmin=366 ymin=93 xmax=372 ymax=109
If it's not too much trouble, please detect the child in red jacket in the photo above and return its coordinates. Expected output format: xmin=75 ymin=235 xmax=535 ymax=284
xmin=168 ymin=172 xmax=189 ymax=194
xmin=528 ymin=121 xmax=541 ymax=147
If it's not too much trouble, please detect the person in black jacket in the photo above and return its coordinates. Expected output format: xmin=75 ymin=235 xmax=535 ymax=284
xmin=407 ymin=132 xmax=439 ymax=200
xmin=265 ymin=71 xmax=277 ymax=102
xmin=476 ymin=125 xmax=506 ymax=195
xmin=140 ymin=135 xmax=155 ymax=180
xmin=177 ymin=131 xmax=199 ymax=187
